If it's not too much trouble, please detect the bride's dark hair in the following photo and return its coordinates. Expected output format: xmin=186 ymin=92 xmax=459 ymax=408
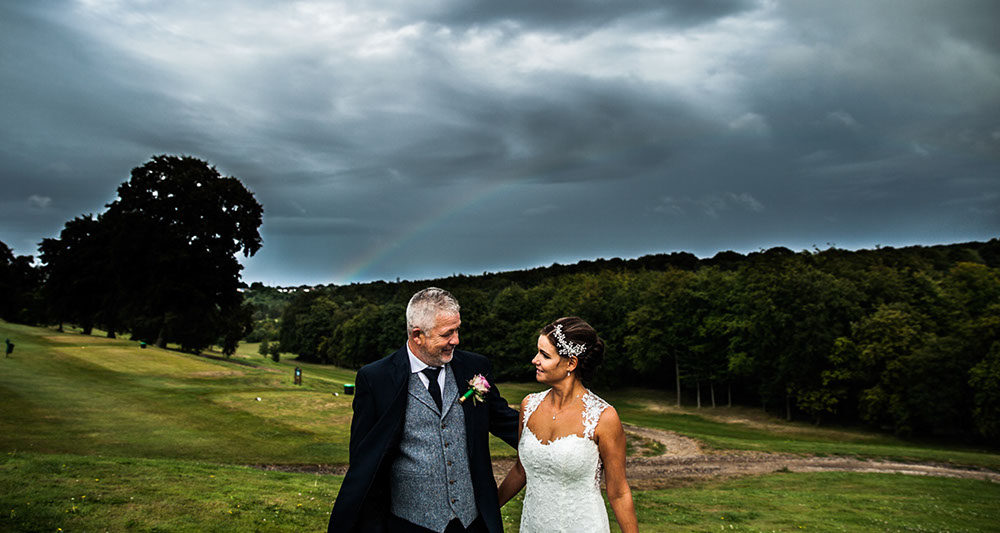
xmin=540 ymin=317 xmax=605 ymax=384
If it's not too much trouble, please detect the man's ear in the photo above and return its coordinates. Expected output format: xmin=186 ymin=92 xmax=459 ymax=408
xmin=410 ymin=328 xmax=423 ymax=344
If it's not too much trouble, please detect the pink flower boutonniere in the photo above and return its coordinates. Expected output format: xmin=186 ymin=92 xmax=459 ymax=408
xmin=460 ymin=374 xmax=490 ymax=404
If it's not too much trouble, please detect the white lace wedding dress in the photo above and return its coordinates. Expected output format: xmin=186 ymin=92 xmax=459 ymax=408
xmin=519 ymin=388 xmax=611 ymax=533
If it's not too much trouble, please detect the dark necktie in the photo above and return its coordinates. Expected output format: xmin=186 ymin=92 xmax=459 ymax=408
xmin=421 ymin=367 xmax=443 ymax=411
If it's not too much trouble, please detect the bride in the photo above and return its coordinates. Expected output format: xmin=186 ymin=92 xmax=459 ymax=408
xmin=498 ymin=317 xmax=638 ymax=533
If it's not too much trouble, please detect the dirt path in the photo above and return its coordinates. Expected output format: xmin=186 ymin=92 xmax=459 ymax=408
xmin=488 ymin=424 xmax=999 ymax=488
xmin=610 ymin=424 xmax=1000 ymax=488
xmin=255 ymin=424 xmax=1000 ymax=486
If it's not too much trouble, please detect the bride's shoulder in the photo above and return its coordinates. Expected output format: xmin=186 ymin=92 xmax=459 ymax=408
xmin=521 ymin=388 xmax=550 ymax=409
xmin=583 ymin=389 xmax=612 ymax=412
xmin=580 ymin=390 xmax=616 ymax=439
xmin=585 ymin=393 xmax=623 ymax=441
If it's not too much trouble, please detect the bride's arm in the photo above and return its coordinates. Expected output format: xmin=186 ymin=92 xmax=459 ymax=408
xmin=497 ymin=397 xmax=527 ymax=507
xmin=596 ymin=407 xmax=639 ymax=533
xmin=497 ymin=457 xmax=525 ymax=507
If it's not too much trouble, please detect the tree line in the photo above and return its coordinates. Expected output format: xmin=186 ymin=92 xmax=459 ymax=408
xmin=2 ymin=155 xmax=263 ymax=355
xmin=268 ymin=241 xmax=1000 ymax=440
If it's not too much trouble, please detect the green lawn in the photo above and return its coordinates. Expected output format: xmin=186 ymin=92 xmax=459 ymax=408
xmin=5 ymin=452 xmax=998 ymax=532
xmin=620 ymin=471 xmax=1000 ymax=533
xmin=2 ymin=320 xmax=999 ymax=531
xmin=2 ymin=452 xmax=342 ymax=532
xmin=1 ymin=325 xmax=354 ymax=465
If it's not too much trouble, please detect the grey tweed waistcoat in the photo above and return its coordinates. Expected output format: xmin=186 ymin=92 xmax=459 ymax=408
xmin=390 ymin=364 xmax=477 ymax=532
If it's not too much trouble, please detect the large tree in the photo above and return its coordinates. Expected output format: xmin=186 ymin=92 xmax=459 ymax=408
xmin=109 ymin=155 xmax=263 ymax=353
xmin=41 ymin=155 xmax=263 ymax=354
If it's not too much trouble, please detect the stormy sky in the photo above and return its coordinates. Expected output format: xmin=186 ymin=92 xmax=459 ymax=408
xmin=2 ymin=1 xmax=998 ymax=286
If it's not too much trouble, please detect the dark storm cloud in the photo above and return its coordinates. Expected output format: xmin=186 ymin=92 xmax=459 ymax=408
xmin=1 ymin=0 xmax=998 ymax=285
xmin=419 ymin=0 xmax=755 ymax=31
xmin=735 ymin=2 xmax=1000 ymax=221
xmin=0 ymin=1 xmax=223 ymax=217
xmin=267 ymin=216 xmax=368 ymax=236
xmin=358 ymin=74 xmax=708 ymax=186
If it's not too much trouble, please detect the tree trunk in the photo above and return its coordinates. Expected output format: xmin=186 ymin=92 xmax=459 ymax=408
xmin=727 ymin=384 xmax=732 ymax=407
xmin=710 ymin=382 xmax=716 ymax=408
xmin=696 ymin=381 xmax=702 ymax=408
xmin=675 ymin=358 xmax=682 ymax=408
xmin=785 ymin=394 xmax=792 ymax=421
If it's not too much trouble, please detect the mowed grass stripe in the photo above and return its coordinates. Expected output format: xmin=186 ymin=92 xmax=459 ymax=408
xmin=0 ymin=322 xmax=354 ymax=464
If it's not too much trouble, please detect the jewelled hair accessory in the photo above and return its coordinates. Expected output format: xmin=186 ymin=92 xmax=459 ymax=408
xmin=551 ymin=324 xmax=586 ymax=358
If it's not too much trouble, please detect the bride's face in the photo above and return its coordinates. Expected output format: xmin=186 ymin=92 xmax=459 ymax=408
xmin=532 ymin=334 xmax=572 ymax=383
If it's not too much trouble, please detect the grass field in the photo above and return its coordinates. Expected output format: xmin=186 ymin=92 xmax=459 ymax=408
xmin=2 ymin=320 xmax=999 ymax=532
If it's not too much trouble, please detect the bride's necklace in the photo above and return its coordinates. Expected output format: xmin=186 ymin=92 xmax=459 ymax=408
xmin=550 ymin=391 xmax=583 ymax=420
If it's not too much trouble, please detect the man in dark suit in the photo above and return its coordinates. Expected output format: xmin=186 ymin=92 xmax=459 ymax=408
xmin=328 ymin=288 xmax=519 ymax=533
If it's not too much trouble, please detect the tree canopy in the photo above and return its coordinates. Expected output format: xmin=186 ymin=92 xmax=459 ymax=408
xmin=0 ymin=240 xmax=41 ymax=324
xmin=39 ymin=155 xmax=263 ymax=354
xmin=269 ymin=240 xmax=1000 ymax=440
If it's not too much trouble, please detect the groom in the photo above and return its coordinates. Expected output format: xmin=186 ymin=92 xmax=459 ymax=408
xmin=328 ymin=287 xmax=519 ymax=533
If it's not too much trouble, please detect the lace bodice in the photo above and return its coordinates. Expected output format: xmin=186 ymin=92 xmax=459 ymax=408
xmin=518 ymin=389 xmax=611 ymax=533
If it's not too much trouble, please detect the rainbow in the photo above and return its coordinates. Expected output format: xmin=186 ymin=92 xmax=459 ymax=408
xmin=335 ymin=180 xmax=516 ymax=283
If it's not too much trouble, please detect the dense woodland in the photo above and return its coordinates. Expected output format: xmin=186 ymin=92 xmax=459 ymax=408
xmin=262 ymin=241 xmax=1000 ymax=440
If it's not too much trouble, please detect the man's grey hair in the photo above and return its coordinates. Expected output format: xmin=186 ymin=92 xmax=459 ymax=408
xmin=406 ymin=287 xmax=460 ymax=334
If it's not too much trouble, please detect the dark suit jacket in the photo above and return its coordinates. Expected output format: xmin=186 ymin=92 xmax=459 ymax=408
xmin=328 ymin=347 xmax=519 ymax=533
